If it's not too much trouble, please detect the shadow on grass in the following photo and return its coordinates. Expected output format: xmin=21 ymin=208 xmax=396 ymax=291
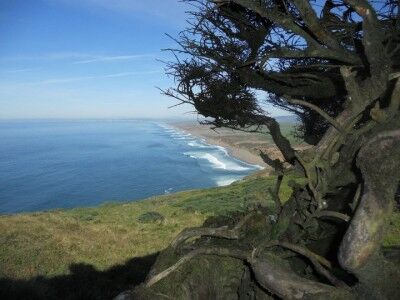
xmin=0 ymin=252 xmax=158 ymax=300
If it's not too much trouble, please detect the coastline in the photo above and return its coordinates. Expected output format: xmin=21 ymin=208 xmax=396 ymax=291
xmin=170 ymin=122 xmax=269 ymax=168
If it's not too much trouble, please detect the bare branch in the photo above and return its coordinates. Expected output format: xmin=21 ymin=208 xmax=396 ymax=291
xmin=291 ymin=0 xmax=342 ymax=50
xmin=284 ymin=96 xmax=345 ymax=132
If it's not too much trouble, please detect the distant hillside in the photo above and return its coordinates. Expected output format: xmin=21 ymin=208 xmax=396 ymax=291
xmin=275 ymin=115 xmax=298 ymax=124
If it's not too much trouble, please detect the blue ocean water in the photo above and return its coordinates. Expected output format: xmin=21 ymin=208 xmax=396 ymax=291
xmin=0 ymin=120 xmax=262 ymax=214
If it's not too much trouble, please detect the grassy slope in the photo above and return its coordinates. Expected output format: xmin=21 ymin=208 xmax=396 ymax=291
xmin=0 ymin=171 xmax=399 ymax=282
xmin=0 ymin=172 xmax=282 ymax=280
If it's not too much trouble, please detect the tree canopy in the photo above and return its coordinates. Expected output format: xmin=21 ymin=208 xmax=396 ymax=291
xmin=164 ymin=0 xmax=399 ymax=144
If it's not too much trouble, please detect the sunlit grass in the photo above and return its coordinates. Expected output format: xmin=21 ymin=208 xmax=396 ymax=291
xmin=0 ymin=172 xmax=282 ymax=279
xmin=0 ymin=171 xmax=398 ymax=282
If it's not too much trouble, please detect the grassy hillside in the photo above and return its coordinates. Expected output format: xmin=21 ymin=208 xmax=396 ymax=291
xmin=0 ymin=171 xmax=399 ymax=299
xmin=0 ymin=172 xmax=281 ymax=279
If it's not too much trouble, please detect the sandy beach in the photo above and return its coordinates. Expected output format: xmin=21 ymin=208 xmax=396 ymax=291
xmin=170 ymin=122 xmax=283 ymax=169
xmin=170 ymin=121 xmax=309 ymax=171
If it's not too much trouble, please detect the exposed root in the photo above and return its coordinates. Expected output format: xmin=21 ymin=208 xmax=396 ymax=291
xmin=170 ymin=226 xmax=238 ymax=249
xmin=313 ymin=210 xmax=350 ymax=222
xmin=251 ymin=239 xmax=351 ymax=289
xmin=170 ymin=211 xmax=257 ymax=250
xmin=146 ymin=243 xmax=353 ymax=299
xmin=145 ymin=247 xmax=248 ymax=287
xmin=311 ymin=261 xmax=350 ymax=289
xmin=250 ymin=256 xmax=352 ymax=299
xmin=254 ymin=240 xmax=332 ymax=269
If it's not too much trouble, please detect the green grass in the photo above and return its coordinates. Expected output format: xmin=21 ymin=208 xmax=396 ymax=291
xmin=0 ymin=171 xmax=398 ymax=299
xmin=0 ymin=171 xmax=286 ymax=280
xmin=280 ymin=122 xmax=302 ymax=145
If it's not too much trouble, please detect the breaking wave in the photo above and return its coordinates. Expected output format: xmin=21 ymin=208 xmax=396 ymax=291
xmin=158 ymin=122 xmax=262 ymax=187
xmin=184 ymin=151 xmax=252 ymax=171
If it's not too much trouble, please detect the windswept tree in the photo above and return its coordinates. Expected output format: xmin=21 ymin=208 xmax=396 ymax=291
xmin=134 ymin=0 xmax=400 ymax=299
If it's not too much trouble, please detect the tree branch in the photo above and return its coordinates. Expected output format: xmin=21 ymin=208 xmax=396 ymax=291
xmin=291 ymin=0 xmax=342 ymax=50
xmin=284 ymin=96 xmax=345 ymax=132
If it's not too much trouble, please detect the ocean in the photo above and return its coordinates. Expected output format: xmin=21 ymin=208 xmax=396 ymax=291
xmin=0 ymin=120 xmax=262 ymax=214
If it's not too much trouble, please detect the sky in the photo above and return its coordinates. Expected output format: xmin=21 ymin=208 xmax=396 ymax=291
xmin=0 ymin=0 xmax=289 ymax=119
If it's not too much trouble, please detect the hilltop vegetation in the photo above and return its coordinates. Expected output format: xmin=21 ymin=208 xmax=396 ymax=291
xmin=0 ymin=171 xmax=399 ymax=299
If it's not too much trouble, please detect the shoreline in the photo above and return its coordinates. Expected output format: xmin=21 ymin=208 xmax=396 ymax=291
xmin=170 ymin=122 xmax=269 ymax=168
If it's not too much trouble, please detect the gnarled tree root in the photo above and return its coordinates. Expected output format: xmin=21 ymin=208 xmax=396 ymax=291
xmin=254 ymin=240 xmax=349 ymax=289
xmin=145 ymin=246 xmax=354 ymax=299
xmin=170 ymin=211 xmax=256 ymax=250
xmin=170 ymin=226 xmax=239 ymax=249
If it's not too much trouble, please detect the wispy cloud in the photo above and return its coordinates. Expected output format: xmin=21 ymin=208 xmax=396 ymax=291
xmin=2 ymin=68 xmax=37 ymax=74
xmin=73 ymin=54 xmax=154 ymax=64
xmin=0 ymin=52 xmax=90 ymax=62
xmin=0 ymin=52 xmax=155 ymax=64
xmin=101 ymin=71 xmax=160 ymax=78
xmin=37 ymin=70 xmax=161 ymax=85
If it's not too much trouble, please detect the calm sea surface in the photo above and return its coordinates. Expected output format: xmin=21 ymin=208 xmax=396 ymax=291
xmin=0 ymin=120 xmax=261 ymax=214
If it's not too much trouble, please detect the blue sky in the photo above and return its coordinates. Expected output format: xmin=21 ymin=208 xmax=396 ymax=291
xmin=0 ymin=0 xmax=288 ymax=119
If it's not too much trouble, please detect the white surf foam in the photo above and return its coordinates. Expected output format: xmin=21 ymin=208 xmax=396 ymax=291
xmin=184 ymin=151 xmax=252 ymax=171
xmin=215 ymin=145 xmax=229 ymax=156
xmin=159 ymin=122 xmax=263 ymax=171
xmin=184 ymin=152 xmax=227 ymax=169
xmin=215 ymin=176 xmax=240 ymax=186
xmin=159 ymin=124 xmax=193 ymax=140
xmin=187 ymin=140 xmax=211 ymax=148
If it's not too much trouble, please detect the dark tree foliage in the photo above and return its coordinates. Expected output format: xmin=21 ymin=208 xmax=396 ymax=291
xmin=133 ymin=1 xmax=400 ymax=299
